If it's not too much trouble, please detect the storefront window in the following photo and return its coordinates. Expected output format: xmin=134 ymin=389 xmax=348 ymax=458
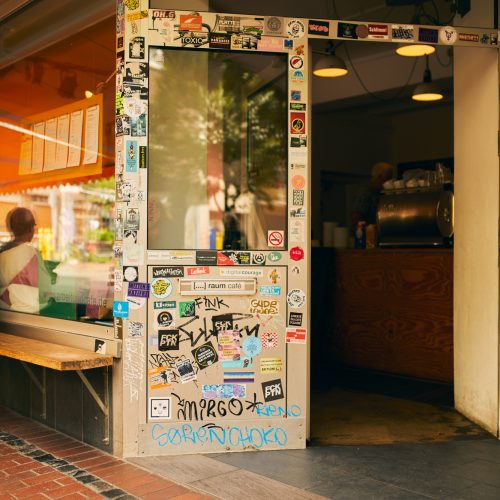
xmin=0 ymin=10 xmax=115 ymax=325
xmin=148 ymin=48 xmax=288 ymax=250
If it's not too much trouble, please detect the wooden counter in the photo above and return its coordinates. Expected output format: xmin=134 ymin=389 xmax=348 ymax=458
xmin=331 ymin=248 xmax=453 ymax=382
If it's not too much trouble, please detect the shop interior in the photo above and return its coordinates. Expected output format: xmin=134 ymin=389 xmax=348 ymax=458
xmin=0 ymin=13 xmax=116 ymax=324
xmin=308 ymin=38 xmax=483 ymax=445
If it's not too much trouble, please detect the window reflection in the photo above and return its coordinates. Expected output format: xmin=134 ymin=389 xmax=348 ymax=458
xmin=148 ymin=48 xmax=287 ymax=250
xmin=0 ymin=180 xmax=114 ymax=322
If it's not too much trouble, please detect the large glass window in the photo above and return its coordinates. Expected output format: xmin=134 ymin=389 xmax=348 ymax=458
xmin=148 ymin=48 xmax=287 ymax=250
xmin=0 ymin=6 xmax=115 ymax=325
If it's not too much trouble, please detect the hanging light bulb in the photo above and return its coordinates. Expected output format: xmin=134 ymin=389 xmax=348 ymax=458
xmin=313 ymin=41 xmax=348 ymax=78
xmin=396 ymin=43 xmax=436 ymax=57
xmin=412 ymin=55 xmax=443 ymax=102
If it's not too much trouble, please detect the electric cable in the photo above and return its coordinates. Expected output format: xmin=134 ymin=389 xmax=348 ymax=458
xmin=343 ymin=43 xmax=419 ymax=101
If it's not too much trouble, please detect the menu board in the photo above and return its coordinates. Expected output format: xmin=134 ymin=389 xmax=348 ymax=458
xmin=17 ymin=94 xmax=103 ymax=181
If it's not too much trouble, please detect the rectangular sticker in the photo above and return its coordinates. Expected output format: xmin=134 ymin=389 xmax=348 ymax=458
xmin=260 ymin=357 xmax=283 ymax=374
xmin=218 ymin=330 xmax=241 ymax=360
xmin=202 ymin=384 xmax=246 ymax=398
xmin=261 ymin=379 xmax=284 ymax=402
xmin=152 ymin=266 xmax=184 ymax=278
xmin=286 ymin=327 xmax=307 ymax=344
xmin=222 ymin=357 xmax=253 ymax=369
xmin=127 ymin=282 xmax=150 ymax=298
xmin=176 ymin=358 xmax=197 ymax=383
xmin=149 ymin=397 xmax=172 ymax=420
xmin=149 ymin=367 xmax=173 ymax=389
xmin=113 ymin=301 xmax=129 ymax=318
xmin=224 ymin=371 xmax=255 ymax=383
xmin=179 ymin=279 xmax=256 ymax=296
xmin=249 ymin=299 xmax=279 ymax=315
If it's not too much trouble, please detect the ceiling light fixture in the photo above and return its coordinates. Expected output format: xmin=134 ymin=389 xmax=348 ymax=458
xmin=313 ymin=41 xmax=348 ymax=78
xmin=412 ymin=55 xmax=443 ymax=102
xmin=85 ymin=70 xmax=116 ymax=99
xmin=396 ymin=43 xmax=436 ymax=57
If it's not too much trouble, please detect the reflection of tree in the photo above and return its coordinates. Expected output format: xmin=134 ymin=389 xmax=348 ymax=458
xmin=148 ymin=49 xmax=287 ymax=248
xmin=246 ymin=83 xmax=287 ymax=206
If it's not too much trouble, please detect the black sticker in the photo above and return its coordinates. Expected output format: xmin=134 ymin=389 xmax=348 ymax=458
xmin=153 ymin=266 xmax=184 ymax=278
xmin=252 ymin=252 xmax=266 ymax=265
xmin=308 ymin=20 xmax=329 ymax=36
xmin=238 ymin=252 xmax=251 ymax=265
xmin=157 ymin=311 xmax=173 ymax=327
xmin=117 ymin=36 xmax=124 ymax=49
xmin=418 ymin=27 xmax=438 ymax=44
xmin=124 ymin=62 xmax=148 ymax=84
xmin=129 ymin=36 xmax=145 ymax=59
xmin=94 ymin=339 xmax=106 ymax=354
xmin=196 ymin=251 xmax=217 ymax=266
xmin=289 ymin=312 xmax=303 ymax=326
xmin=158 ymin=330 xmax=180 ymax=351
xmin=261 ymin=379 xmax=284 ymax=402
xmin=337 ymin=22 xmax=358 ymax=39
xmin=192 ymin=341 xmax=218 ymax=369
xmin=209 ymin=33 xmax=232 ymax=49
xmin=212 ymin=313 xmax=234 ymax=333
xmin=290 ymin=102 xmax=306 ymax=111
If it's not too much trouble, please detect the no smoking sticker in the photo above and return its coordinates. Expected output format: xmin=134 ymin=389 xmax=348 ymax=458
xmin=268 ymin=230 xmax=285 ymax=248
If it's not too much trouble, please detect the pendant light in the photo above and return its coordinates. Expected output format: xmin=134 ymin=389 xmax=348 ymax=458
xmin=313 ymin=41 xmax=348 ymax=78
xmin=396 ymin=44 xmax=436 ymax=57
xmin=412 ymin=55 xmax=443 ymax=102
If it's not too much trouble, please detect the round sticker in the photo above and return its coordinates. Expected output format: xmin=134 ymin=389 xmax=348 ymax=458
xmin=268 ymin=251 xmax=282 ymax=262
xmin=151 ymin=278 xmax=173 ymax=299
xmin=287 ymin=19 xmax=305 ymax=39
xmin=291 ymin=118 xmax=305 ymax=133
xmin=289 ymin=55 xmax=303 ymax=69
xmin=157 ymin=311 xmax=173 ymax=327
xmin=356 ymin=24 xmax=369 ymax=38
xmin=124 ymin=97 xmax=146 ymax=118
xmin=287 ymin=289 xmax=306 ymax=308
xmin=439 ymin=26 xmax=457 ymax=44
xmin=252 ymin=252 xmax=266 ymax=265
xmin=290 ymin=246 xmax=305 ymax=261
xmin=266 ymin=17 xmax=282 ymax=34
xmin=123 ymin=266 xmax=138 ymax=282
xmin=243 ymin=336 xmax=262 ymax=357
xmin=291 ymin=175 xmax=306 ymax=189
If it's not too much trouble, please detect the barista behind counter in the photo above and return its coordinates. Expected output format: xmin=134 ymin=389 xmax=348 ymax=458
xmin=351 ymin=162 xmax=393 ymax=232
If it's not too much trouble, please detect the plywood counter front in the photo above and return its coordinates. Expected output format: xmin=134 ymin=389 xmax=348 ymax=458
xmin=331 ymin=248 xmax=453 ymax=382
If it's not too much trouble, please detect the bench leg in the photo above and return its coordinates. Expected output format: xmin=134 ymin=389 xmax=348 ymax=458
xmin=20 ymin=362 xmax=46 ymax=420
xmin=76 ymin=368 xmax=110 ymax=445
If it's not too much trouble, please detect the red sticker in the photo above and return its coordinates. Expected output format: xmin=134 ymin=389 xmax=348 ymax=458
xmin=217 ymin=252 xmax=236 ymax=266
xmin=286 ymin=328 xmax=307 ymax=344
xmin=291 ymin=174 xmax=306 ymax=189
xmin=179 ymin=14 xmax=202 ymax=31
xmin=290 ymin=112 xmax=306 ymax=134
xmin=290 ymin=246 xmax=304 ymax=261
xmin=187 ymin=266 xmax=210 ymax=276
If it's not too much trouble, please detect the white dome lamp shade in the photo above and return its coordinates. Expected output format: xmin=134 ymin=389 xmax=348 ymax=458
xmin=313 ymin=41 xmax=348 ymax=78
xmin=412 ymin=55 xmax=443 ymax=102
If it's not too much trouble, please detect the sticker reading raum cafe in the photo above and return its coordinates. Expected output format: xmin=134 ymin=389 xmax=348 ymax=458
xmin=179 ymin=278 xmax=256 ymax=296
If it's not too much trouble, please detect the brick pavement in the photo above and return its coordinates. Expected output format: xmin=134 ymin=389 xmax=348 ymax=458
xmin=0 ymin=406 xmax=212 ymax=499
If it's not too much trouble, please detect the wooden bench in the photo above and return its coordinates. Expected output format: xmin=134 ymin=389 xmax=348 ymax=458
xmin=0 ymin=332 xmax=114 ymax=444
